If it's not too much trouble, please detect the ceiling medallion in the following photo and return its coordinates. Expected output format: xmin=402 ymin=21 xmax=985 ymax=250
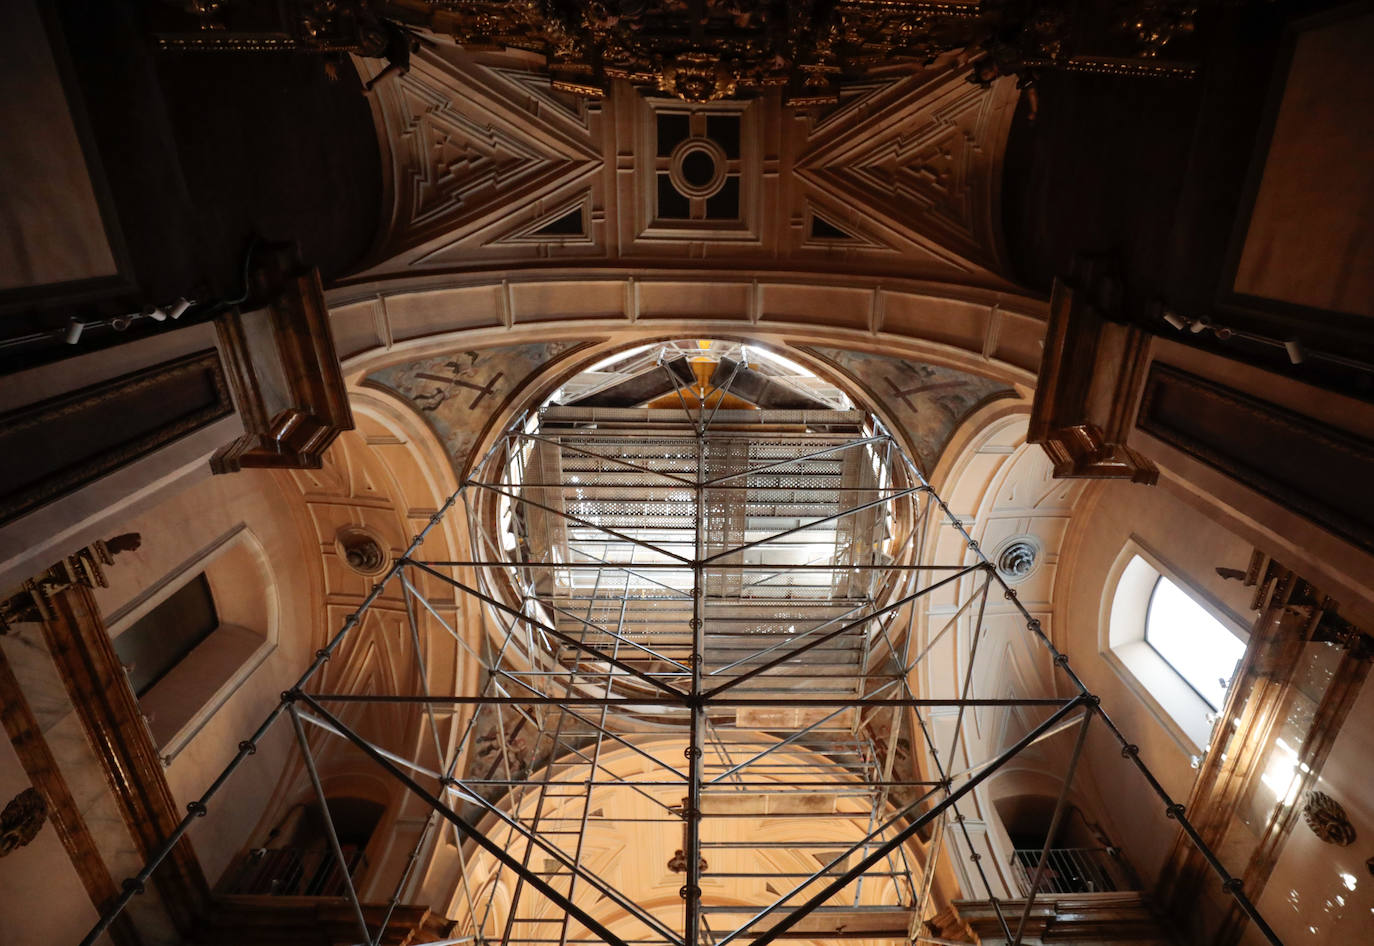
xmin=993 ymin=535 xmax=1041 ymax=584
xmin=336 ymin=526 xmax=390 ymax=577
xmin=668 ymin=138 xmax=727 ymax=198
xmin=1302 ymin=790 xmax=1356 ymax=846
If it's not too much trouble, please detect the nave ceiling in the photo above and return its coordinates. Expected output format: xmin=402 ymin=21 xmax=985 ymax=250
xmin=353 ymin=45 xmax=1021 ymax=286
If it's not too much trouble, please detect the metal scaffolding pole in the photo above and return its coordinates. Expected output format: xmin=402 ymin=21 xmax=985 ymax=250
xmin=77 ymin=401 xmax=1286 ymax=946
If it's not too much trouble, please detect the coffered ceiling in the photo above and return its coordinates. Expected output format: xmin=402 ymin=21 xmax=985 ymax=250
xmin=352 ymin=46 xmax=1019 ymax=289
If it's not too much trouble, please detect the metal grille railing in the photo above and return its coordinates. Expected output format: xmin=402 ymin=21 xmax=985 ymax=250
xmin=1009 ymin=847 xmax=1130 ymax=896
xmin=223 ymin=845 xmax=367 ymax=897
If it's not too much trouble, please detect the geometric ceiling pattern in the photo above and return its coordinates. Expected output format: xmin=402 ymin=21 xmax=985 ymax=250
xmin=354 ymin=47 xmax=1019 ymax=288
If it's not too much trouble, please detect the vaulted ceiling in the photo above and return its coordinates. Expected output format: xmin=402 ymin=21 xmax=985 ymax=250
xmin=363 ymin=339 xmax=1014 ymax=479
xmin=351 ymin=45 xmax=1020 ymax=290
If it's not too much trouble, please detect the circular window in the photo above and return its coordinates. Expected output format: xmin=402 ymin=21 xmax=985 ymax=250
xmin=668 ymin=138 xmax=727 ymax=198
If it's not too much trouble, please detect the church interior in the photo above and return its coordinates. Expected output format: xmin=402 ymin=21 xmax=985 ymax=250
xmin=1 ymin=2 xmax=1371 ymax=945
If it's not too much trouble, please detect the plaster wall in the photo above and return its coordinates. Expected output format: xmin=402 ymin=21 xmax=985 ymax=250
xmin=0 ymin=323 xmax=245 ymax=595
xmin=1054 ymin=480 xmax=1259 ymax=888
xmin=1247 ymin=671 xmax=1374 ymax=946
xmin=0 ymin=734 xmax=104 ymax=946
xmin=912 ymin=410 xmax=1112 ymax=902
xmin=1232 ymin=11 xmax=1374 ymax=318
xmin=87 ymin=468 xmax=317 ymax=885
xmin=0 ymin=0 xmax=116 ymax=293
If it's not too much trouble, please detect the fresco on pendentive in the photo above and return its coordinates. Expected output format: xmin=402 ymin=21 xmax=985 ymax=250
xmin=364 ymin=341 xmax=585 ymax=473
xmin=803 ymin=347 xmax=1015 ymax=472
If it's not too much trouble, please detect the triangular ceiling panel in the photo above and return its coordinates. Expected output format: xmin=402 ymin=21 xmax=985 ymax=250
xmin=486 ymin=65 xmax=594 ymax=132
xmin=806 ymin=77 xmax=901 ymax=133
xmin=800 ymin=202 xmax=893 ymax=251
xmin=368 ymin=51 xmax=601 ymax=268
xmin=795 ymin=69 xmax=1018 ymax=272
xmin=484 ymin=193 xmax=593 ymax=247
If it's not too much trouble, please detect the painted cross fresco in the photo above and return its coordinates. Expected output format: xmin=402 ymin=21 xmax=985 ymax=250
xmin=364 ymin=341 xmax=585 ymax=475
xmin=805 ymin=346 xmax=1015 ymax=473
xmin=415 ymin=366 xmax=507 ymax=410
xmin=884 ymin=376 xmax=969 ymax=411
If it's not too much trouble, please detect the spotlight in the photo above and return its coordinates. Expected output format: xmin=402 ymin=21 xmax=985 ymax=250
xmin=1163 ymin=310 xmax=1187 ymax=331
xmin=167 ymin=297 xmax=193 ymax=320
xmin=64 ymin=318 xmax=85 ymax=344
xmin=1285 ymin=339 xmax=1304 ymax=365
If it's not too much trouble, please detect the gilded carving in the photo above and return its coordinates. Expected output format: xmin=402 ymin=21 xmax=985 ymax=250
xmin=0 ymin=788 xmax=48 ymax=857
xmin=1302 ymin=791 xmax=1356 ymax=846
xmin=0 ymin=534 xmax=142 ymax=633
xmin=153 ymin=1 xmax=1200 ymax=102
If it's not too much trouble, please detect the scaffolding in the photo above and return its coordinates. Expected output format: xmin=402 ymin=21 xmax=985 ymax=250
xmin=78 ymin=379 xmax=1285 ymax=946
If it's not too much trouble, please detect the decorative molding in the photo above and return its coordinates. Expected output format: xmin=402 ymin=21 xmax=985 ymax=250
xmin=39 ymin=585 xmax=210 ymax=933
xmin=0 ymin=350 xmax=234 ymax=525
xmin=1 ymin=532 xmax=141 ymax=633
xmin=0 ymin=786 xmax=47 ymax=855
xmin=352 ymin=46 xmax=1022 ymax=287
xmin=484 ymin=191 xmax=595 ymax=248
xmin=1028 ymin=278 xmax=1158 ymax=484
xmin=368 ymin=51 xmax=602 ymax=269
xmin=0 ymin=644 xmax=143 ymax=946
xmin=799 ymin=201 xmax=892 ymax=251
xmin=795 ymin=70 xmax=1014 ymax=269
xmin=152 ymin=1 xmax=1199 ymax=104
xmin=211 ymin=244 xmax=354 ymax=473
xmin=1302 ymin=790 xmax=1356 ymax=846
xmin=484 ymin=65 xmax=594 ymax=133
xmin=1137 ymin=363 xmax=1374 ymax=554
xmin=1159 ymin=550 xmax=1371 ymax=946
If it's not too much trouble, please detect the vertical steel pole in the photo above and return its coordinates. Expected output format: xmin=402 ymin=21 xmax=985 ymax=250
xmin=288 ymin=703 xmax=373 ymax=945
xmin=1012 ymin=710 xmax=1093 ymax=944
xmin=685 ymin=407 xmax=707 ymax=946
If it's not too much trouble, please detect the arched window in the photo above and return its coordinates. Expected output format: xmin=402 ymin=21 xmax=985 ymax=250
xmin=1144 ymin=575 xmax=1246 ymax=711
xmin=1104 ymin=547 xmax=1248 ymax=751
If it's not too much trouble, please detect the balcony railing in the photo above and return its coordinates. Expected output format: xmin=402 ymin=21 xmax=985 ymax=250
xmin=1009 ymin=847 xmax=1135 ymax=896
xmin=223 ymin=845 xmax=367 ymax=897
